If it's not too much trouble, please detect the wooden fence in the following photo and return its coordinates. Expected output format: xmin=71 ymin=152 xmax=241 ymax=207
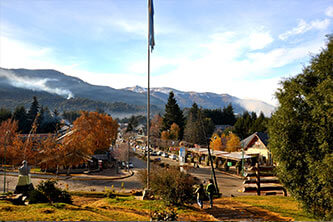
xmin=242 ymin=163 xmax=287 ymax=196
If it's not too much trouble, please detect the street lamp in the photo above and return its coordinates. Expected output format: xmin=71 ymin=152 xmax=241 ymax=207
xmin=3 ymin=130 xmax=9 ymax=193
xmin=241 ymin=143 xmax=244 ymax=177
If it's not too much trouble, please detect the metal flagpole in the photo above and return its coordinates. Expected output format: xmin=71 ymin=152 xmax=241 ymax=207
xmin=146 ymin=0 xmax=151 ymax=190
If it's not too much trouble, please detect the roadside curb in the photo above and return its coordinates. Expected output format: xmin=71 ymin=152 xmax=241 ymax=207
xmin=0 ymin=170 xmax=134 ymax=181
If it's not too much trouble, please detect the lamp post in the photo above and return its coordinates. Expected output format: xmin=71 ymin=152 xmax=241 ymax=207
xmin=208 ymin=137 xmax=219 ymax=194
xmin=3 ymin=131 xmax=9 ymax=193
xmin=241 ymin=143 xmax=244 ymax=176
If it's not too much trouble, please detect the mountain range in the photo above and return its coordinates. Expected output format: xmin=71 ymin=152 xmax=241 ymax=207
xmin=0 ymin=68 xmax=275 ymax=117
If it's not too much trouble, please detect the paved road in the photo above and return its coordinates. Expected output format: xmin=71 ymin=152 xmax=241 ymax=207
xmin=0 ymin=151 xmax=248 ymax=196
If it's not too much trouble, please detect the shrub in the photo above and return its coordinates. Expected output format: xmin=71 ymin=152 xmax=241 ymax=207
xmin=29 ymin=179 xmax=72 ymax=204
xmin=138 ymin=166 xmax=196 ymax=205
xmin=28 ymin=189 xmax=48 ymax=204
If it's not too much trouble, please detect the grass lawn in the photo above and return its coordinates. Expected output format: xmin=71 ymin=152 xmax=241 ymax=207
xmin=0 ymin=195 xmax=214 ymax=221
xmin=233 ymin=196 xmax=316 ymax=221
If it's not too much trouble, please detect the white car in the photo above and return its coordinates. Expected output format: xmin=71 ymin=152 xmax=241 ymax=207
xmin=169 ymin=154 xmax=178 ymax=160
xmin=161 ymin=152 xmax=169 ymax=158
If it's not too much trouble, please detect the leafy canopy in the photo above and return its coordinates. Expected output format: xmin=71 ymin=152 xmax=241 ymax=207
xmin=269 ymin=35 xmax=333 ymax=220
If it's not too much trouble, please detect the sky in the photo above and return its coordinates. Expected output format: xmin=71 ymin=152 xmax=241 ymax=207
xmin=0 ymin=0 xmax=332 ymax=106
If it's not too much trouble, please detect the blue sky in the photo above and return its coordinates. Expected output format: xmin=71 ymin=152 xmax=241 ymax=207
xmin=1 ymin=0 xmax=332 ymax=105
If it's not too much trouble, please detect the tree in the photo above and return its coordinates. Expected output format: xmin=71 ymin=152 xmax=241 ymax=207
xmin=162 ymin=91 xmax=185 ymax=139
xmin=269 ymin=36 xmax=333 ymax=220
xmin=13 ymin=106 xmax=29 ymax=133
xmin=226 ymin=133 xmax=240 ymax=152
xmin=233 ymin=111 xmax=261 ymax=139
xmin=0 ymin=108 xmax=12 ymax=123
xmin=184 ymin=103 xmax=201 ymax=144
xmin=27 ymin=96 xmax=40 ymax=124
xmin=169 ymin=123 xmax=180 ymax=140
xmin=210 ymin=133 xmax=223 ymax=151
xmin=0 ymin=119 xmax=21 ymax=165
xmin=184 ymin=103 xmax=215 ymax=145
xmin=150 ymin=114 xmax=163 ymax=138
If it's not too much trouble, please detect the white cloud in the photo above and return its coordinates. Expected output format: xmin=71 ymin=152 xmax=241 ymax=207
xmin=326 ymin=6 xmax=333 ymax=17
xmin=279 ymin=19 xmax=330 ymax=40
xmin=0 ymin=28 xmax=326 ymax=106
xmin=248 ymin=32 xmax=274 ymax=50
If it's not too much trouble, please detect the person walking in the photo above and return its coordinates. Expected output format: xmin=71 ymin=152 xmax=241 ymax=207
xmin=195 ymin=183 xmax=205 ymax=209
xmin=206 ymin=179 xmax=215 ymax=208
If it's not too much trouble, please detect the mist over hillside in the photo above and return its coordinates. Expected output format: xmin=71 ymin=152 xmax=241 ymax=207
xmin=0 ymin=68 xmax=275 ymax=117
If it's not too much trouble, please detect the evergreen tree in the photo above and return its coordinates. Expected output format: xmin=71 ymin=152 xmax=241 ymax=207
xmin=13 ymin=106 xmax=29 ymax=133
xmin=184 ymin=103 xmax=201 ymax=144
xmin=162 ymin=91 xmax=185 ymax=139
xmin=269 ymin=36 xmax=333 ymax=220
xmin=27 ymin=96 xmax=40 ymax=132
xmin=223 ymin=103 xmax=236 ymax=125
xmin=0 ymin=108 xmax=12 ymax=123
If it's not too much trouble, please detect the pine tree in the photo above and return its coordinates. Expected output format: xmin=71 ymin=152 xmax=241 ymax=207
xmin=162 ymin=91 xmax=185 ymax=139
xmin=27 ymin=96 xmax=40 ymax=132
xmin=13 ymin=106 xmax=29 ymax=133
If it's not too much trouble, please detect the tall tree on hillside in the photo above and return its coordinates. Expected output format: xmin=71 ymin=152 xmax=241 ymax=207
xmin=13 ymin=106 xmax=29 ymax=133
xmin=223 ymin=103 xmax=236 ymax=125
xmin=162 ymin=91 xmax=185 ymax=139
xmin=27 ymin=96 xmax=40 ymax=132
xmin=269 ymin=36 xmax=333 ymax=220
xmin=0 ymin=108 xmax=12 ymax=123
xmin=184 ymin=103 xmax=200 ymax=144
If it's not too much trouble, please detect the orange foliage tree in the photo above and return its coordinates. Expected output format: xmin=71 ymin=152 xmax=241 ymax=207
xmin=59 ymin=111 xmax=118 ymax=169
xmin=169 ymin=123 xmax=180 ymax=140
xmin=226 ymin=133 xmax=241 ymax=152
xmin=0 ymin=119 xmax=21 ymax=165
xmin=161 ymin=130 xmax=170 ymax=140
xmin=210 ymin=133 xmax=223 ymax=150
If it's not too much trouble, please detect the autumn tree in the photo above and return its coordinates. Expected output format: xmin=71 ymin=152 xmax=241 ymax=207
xmin=150 ymin=114 xmax=163 ymax=138
xmin=169 ymin=123 xmax=180 ymax=140
xmin=60 ymin=112 xmax=119 ymax=171
xmin=210 ymin=133 xmax=223 ymax=151
xmin=0 ymin=119 xmax=20 ymax=165
xmin=226 ymin=133 xmax=240 ymax=152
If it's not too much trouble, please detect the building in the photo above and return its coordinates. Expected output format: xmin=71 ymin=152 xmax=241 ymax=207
xmin=241 ymin=132 xmax=272 ymax=165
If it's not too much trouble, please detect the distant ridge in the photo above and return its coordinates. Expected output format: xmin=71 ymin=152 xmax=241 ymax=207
xmin=0 ymin=68 xmax=275 ymax=116
xmin=124 ymin=85 xmax=275 ymax=116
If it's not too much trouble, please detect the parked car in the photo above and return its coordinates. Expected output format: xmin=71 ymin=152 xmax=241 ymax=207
xmin=161 ymin=152 xmax=169 ymax=158
xmin=157 ymin=151 xmax=163 ymax=156
xmin=169 ymin=154 xmax=178 ymax=160
xmin=128 ymin=162 xmax=134 ymax=168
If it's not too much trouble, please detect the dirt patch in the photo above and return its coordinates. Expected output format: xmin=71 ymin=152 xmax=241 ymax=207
xmin=193 ymin=197 xmax=293 ymax=221
xmin=71 ymin=196 xmax=102 ymax=206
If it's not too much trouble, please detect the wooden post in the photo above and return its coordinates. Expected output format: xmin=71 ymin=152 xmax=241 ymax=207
xmin=256 ymin=163 xmax=260 ymax=196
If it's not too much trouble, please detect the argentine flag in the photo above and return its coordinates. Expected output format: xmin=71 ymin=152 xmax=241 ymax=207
xmin=149 ymin=0 xmax=155 ymax=51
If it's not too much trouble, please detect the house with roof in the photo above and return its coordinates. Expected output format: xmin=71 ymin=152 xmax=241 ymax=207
xmin=241 ymin=132 xmax=272 ymax=165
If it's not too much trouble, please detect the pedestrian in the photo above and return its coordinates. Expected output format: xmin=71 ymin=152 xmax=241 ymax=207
xmin=206 ymin=179 xmax=215 ymax=208
xmin=194 ymin=183 xmax=205 ymax=209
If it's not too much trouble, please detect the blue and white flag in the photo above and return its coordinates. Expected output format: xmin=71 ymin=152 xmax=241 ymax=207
xmin=149 ymin=0 xmax=155 ymax=51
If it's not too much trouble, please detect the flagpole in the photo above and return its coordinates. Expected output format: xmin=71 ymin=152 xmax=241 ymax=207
xmin=146 ymin=0 xmax=151 ymax=190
